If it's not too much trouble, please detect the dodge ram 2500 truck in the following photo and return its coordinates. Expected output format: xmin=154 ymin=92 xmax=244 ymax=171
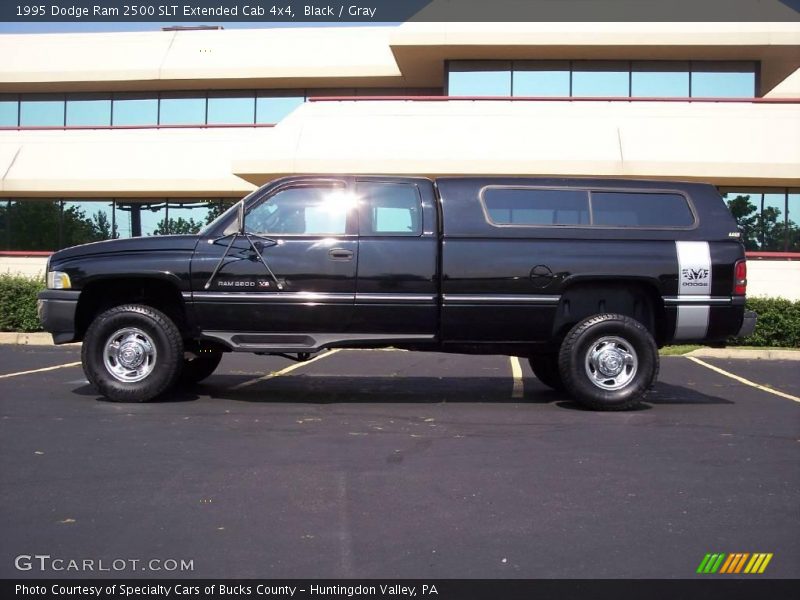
xmin=38 ymin=176 xmax=756 ymax=410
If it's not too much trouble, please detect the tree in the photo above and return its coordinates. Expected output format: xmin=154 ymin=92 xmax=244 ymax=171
xmin=152 ymin=216 xmax=204 ymax=235
xmin=91 ymin=210 xmax=118 ymax=240
xmin=725 ymin=194 xmax=759 ymax=250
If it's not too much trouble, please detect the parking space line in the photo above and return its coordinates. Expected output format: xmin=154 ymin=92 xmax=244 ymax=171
xmin=0 ymin=362 xmax=82 ymax=380
xmin=687 ymin=356 xmax=800 ymax=404
xmin=231 ymin=349 xmax=341 ymax=390
xmin=510 ymin=356 xmax=524 ymax=399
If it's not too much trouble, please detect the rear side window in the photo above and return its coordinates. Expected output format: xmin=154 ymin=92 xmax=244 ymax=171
xmin=592 ymin=191 xmax=695 ymax=227
xmin=357 ymin=181 xmax=422 ymax=236
xmin=482 ymin=188 xmax=590 ymax=226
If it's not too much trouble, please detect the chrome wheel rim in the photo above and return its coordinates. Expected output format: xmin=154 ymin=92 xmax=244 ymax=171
xmin=584 ymin=336 xmax=638 ymax=391
xmin=103 ymin=327 xmax=157 ymax=383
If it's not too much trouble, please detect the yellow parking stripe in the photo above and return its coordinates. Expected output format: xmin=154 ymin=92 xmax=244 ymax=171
xmin=687 ymin=357 xmax=800 ymax=403
xmin=0 ymin=362 xmax=82 ymax=380
xmin=510 ymin=356 xmax=524 ymax=399
xmin=231 ymin=349 xmax=340 ymax=390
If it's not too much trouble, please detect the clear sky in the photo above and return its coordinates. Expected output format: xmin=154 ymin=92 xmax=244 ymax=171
xmin=0 ymin=22 xmax=395 ymax=34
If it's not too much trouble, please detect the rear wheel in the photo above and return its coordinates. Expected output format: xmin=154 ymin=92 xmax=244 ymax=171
xmin=528 ymin=354 xmax=564 ymax=391
xmin=82 ymin=304 xmax=183 ymax=402
xmin=559 ymin=313 xmax=658 ymax=411
xmin=181 ymin=351 xmax=223 ymax=385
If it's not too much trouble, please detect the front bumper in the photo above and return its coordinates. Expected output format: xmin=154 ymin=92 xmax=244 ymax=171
xmin=736 ymin=310 xmax=757 ymax=339
xmin=37 ymin=290 xmax=80 ymax=344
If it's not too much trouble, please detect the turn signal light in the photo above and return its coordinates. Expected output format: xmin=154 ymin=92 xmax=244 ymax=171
xmin=733 ymin=260 xmax=747 ymax=296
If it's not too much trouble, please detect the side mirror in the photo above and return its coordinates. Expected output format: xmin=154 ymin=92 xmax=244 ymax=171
xmin=237 ymin=200 xmax=245 ymax=234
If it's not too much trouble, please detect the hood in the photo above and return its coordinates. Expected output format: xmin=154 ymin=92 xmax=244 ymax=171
xmin=50 ymin=235 xmax=200 ymax=264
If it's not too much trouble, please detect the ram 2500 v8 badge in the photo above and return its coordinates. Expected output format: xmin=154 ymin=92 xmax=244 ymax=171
xmin=38 ymin=176 xmax=756 ymax=410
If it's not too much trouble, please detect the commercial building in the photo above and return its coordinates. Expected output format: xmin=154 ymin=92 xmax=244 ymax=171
xmin=1 ymin=22 xmax=798 ymax=297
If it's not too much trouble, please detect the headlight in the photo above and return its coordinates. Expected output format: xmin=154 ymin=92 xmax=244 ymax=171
xmin=47 ymin=271 xmax=72 ymax=290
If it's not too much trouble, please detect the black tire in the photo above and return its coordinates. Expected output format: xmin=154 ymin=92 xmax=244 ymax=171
xmin=81 ymin=304 xmax=184 ymax=402
xmin=558 ymin=313 xmax=659 ymax=411
xmin=180 ymin=351 xmax=223 ymax=385
xmin=528 ymin=354 xmax=564 ymax=391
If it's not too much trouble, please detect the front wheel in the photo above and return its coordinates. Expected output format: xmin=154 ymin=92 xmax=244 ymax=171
xmin=559 ymin=313 xmax=658 ymax=411
xmin=82 ymin=304 xmax=184 ymax=402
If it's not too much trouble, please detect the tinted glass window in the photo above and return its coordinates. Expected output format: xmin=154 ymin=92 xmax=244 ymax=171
xmin=357 ymin=182 xmax=422 ymax=236
xmin=691 ymin=62 xmax=756 ymax=98
xmin=482 ymin=188 xmax=590 ymax=226
xmin=159 ymin=94 xmax=206 ymax=125
xmin=246 ymin=186 xmax=351 ymax=236
xmin=0 ymin=97 xmax=18 ymax=126
xmin=207 ymin=93 xmax=255 ymax=125
xmin=19 ymin=95 xmax=64 ymax=126
xmin=448 ymin=61 xmax=512 ymax=96
xmin=256 ymin=92 xmax=304 ymax=123
xmin=592 ymin=192 xmax=694 ymax=227
xmin=112 ymin=94 xmax=158 ymax=126
xmin=631 ymin=61 xmax=690 ymax=97
xmin=512 ymin=61 xmax=570 ymax=97
xmin=572 ymin=62 xmax=629 ymax=97
xmin=66 ymin=95 xmax=112 ymax=126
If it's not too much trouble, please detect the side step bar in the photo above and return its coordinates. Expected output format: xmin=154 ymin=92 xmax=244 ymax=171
xmin=200 ymin=331 xmax=436 ymax=353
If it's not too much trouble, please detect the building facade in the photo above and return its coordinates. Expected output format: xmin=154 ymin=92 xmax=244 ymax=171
xmin=0 ymin=22 xmax=799 ymax=297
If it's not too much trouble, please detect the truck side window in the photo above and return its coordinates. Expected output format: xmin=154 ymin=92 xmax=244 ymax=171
xmin=481 ymin=188 xmax=590 ymax=226
xmin=245 ymin=185 xmax=351 ymax=236
xmin=357 ymin=182 xmax=422 ymax=236
xmin=592 ymin=191 xmax=695 ymax=227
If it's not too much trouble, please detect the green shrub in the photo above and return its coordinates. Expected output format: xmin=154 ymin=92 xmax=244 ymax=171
xmin=731 ymin=297 xmax=800 ymax=348
xmin=0 ymin=274 xmax=45 ymax=332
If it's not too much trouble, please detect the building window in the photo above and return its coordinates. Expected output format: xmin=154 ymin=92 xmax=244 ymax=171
xmin=158 ymin=93 xmax=207 ymax=125
xmin=446 ymin=60 xmax=757 ymax=98
xmin=691 ymin=61 xmax=757 ymax=98
xmin=447 ymin=61 xmax=512 ymax=97
xmin=0 ymin=198 xmax=237 ymax=251
xmin=721 ymin=189 xmax=800 ymax=252
xmin=631 ymin=61 xmax=690 ymax=97
xmin=19 ymin=94 xmax=64 ymax=127
xmin=572 ymin=61 xmax=630 ymax=97
xmin=512 ymin=61 xmax=570 ymax=97
xmin=65 ymin=94 xmax=112 ymax=126
xmin=207 ymin=92 xmax=256 ymax=125
xmin=256 ymin=91 xmax=305 ymax=123
xmin=0 ymin=96 xmax=18 ymax=126
xmin=112 ymin=94 xmax=159 ymax=126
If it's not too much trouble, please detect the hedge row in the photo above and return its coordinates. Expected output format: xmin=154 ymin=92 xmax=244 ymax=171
xmin=0 ymin=273 xmax=798 ymax=346
xmin=0 ymin=274 xmax=45 ymax=333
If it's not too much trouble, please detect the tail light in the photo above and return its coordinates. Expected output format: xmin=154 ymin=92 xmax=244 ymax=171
xmin=733 ymin=259 xmax=747 ymax=296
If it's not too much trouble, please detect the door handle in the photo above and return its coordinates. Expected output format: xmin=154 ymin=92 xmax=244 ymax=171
xmin=328 ymin=248 xmax=354 ymax=261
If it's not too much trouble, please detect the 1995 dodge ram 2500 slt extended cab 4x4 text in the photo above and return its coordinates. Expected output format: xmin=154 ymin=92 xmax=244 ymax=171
xmin=38 ymin=176 xmax=756 ymax=410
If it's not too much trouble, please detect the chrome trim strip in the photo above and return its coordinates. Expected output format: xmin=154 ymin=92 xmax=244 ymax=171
xmin=355 ymin=293 xmax=436 ymax=304
xmin=443 ymin=294 xmax=561 ymax=304
xmin=192 ymin=291 xmax=354 ymax=303
xmin=663 ymin=296 xmax=731 ymax=305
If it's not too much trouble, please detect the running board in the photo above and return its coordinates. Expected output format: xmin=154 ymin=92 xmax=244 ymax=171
xmin=200 ymin=331 xmax=435 ymax=353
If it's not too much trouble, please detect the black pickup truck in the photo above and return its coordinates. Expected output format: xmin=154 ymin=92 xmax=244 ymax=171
xmin=38 ymin=176 xmax=755 ymax=410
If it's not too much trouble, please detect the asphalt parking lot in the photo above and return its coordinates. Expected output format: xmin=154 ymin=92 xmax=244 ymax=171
xmin=0 ymin=345 xmax=798 ymax=579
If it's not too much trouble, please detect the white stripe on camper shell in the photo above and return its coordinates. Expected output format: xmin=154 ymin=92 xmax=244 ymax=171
xmin=674 ymin=241 xmax=712 ymax=340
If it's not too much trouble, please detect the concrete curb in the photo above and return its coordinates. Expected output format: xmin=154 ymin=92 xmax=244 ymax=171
xmin=687 ymin=348 xmax=800 ymax=361
xmin=0 ymin=332 xmax=56 ymax=345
